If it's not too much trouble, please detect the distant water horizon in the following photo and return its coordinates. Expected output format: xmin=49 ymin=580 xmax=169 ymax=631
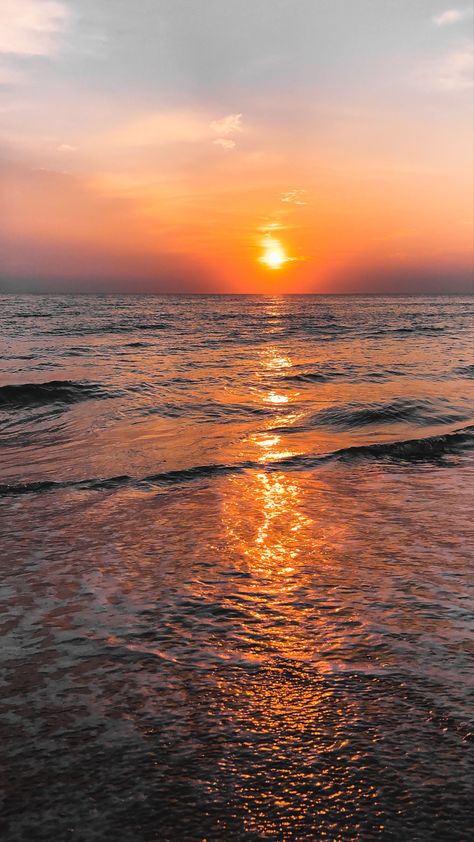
xmin=1 ymin=289 xmax=473 ymax=297
xmin=1 ymin=294 xmax=473 ymax=840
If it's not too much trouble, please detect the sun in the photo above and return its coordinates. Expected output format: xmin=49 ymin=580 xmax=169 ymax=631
xmin=262 ymin=247 xmax=286 ymax=269
xmin=259 ymin=238 xmax=287 ymax=270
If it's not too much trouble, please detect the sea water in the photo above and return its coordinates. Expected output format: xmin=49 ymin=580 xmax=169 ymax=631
xmin=1 ymin=294 xmax=473 ymax=840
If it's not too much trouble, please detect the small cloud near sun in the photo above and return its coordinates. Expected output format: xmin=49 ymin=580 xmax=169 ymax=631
xmin=259 ymin=221 xmax=287 ymax=233
xmin=281 ymin=189 xmax=307 ymax=205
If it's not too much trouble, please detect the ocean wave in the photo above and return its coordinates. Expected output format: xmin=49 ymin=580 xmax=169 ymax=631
xmin=133 ymin=323 xmax=170 ymax=331
xmin=1 ymin=426 xmax=472 ymax=497
xmin=281 ymin=366 xmax=406 ymax=384
xmin=369 ymin=324 xmax=446 ymax=337
xmin=12 ymin=313 xmax=52 ymax=319
xmin=139 ymin=401 xmax=274 ymax=421
xmin=453 ymin=364 xmax=474 ymax=378
xmin=0 ymin=354 xmax=37 ymax=361
xmin=271 ymin=398 xmax=471 ymax=433
xmin=45 ymin=322 xmax=170 ymax=336
xmin=0 ymin=380 xmax=108 ymax=408
xmin=284 ymin=371 xmax=332 ymax=383
xmin=332 ymin=425 xmax=474 ymax=464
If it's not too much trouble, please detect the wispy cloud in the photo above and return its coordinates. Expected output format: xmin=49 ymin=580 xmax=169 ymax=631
xmin=258 ymin=221 xmax=289 ymax=235
xmin=281 ymin=189 xmax=307 ymax=205
xmin=418 ymin=42 xmax=473 ymax=90
xmin=210 ymin=113 xmax=243 ymax=151
xmin=209 ymin=113 xmax=242 ymax=136
xmin=0 ymin=0 xmax=71 ymax=56
xmin=213 ymin=138 xmax=236 ymax=150
xmin=433 ymin=8 xmax=472 ymax=26
xmin=109 ymin=109 xmax=245 ymax=153
xmin=435 ymin=43 xmax=473 ymax=90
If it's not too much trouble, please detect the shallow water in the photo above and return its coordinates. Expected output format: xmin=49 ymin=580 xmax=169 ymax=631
xmin=1 ymin=295 xmax=473 ymax=840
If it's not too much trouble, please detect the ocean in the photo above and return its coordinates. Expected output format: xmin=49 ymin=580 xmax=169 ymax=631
xmin=1 ymin=294 xmax=473 ymax=841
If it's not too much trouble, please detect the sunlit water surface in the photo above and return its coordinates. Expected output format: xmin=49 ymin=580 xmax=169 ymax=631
xmin=1 ymin=295 xmax=473 ymax=840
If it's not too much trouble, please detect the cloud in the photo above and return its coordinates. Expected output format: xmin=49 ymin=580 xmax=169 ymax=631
xmin=57 ymin=143 xmax=76 ymax=152
xmin=209 ymin=113 xmax=242 ymax=136
xmin=281 ymin=189 xmax=307 ymax=205
xmin=417 ymin=42 xmax=473 ymax=90
xmin=434 ymin=43 xmax=473 ymax=90
xmin=0 ymin=0 xmax=70 ymax=56
xmin=110 ymin=109 xmax=244 ymax=151
xmin=433 ymin=8 xmax=471 ymax=26
xmin=210 ymin=113 xmax=243 ymax=151
xmin=213 ymin=138 xmax=236 ymax=150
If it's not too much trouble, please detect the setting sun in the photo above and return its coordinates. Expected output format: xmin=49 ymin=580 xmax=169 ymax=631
xmin=259 ymin=238 xmax=287 ymax=270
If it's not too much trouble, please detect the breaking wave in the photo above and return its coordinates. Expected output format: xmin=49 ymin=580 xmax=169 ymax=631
xmin=1 ymin=425 xmax=472 ymax=497
xmin=272 ymin=398 xmax=471 ymax=433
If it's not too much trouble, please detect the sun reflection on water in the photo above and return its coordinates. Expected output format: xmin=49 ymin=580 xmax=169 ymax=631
xmin=224 ymin=337 xmax=315 ymax=580
xmin=266 ymin=392 xmax=289 ymax=404
xmin=242 ymin=345 xmax=305 ymax=464
xmin=254 ymin=435 xmax=281 ymax=449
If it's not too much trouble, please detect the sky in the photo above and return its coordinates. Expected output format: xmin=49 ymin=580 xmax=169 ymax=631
xmin=0 ymin=0 xmax=473 ymax=293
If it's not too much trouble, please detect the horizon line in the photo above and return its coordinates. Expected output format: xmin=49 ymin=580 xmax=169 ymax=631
xmin=0 ymin=291 xmax=473 ymax=298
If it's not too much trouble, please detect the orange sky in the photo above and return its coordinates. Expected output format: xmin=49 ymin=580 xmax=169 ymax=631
xmin=0 ymin=1 xmax=473 ymax=293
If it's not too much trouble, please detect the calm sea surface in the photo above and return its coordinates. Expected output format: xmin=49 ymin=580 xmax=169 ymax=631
xmin=1 ymin=294 xmax=473 ymax=841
